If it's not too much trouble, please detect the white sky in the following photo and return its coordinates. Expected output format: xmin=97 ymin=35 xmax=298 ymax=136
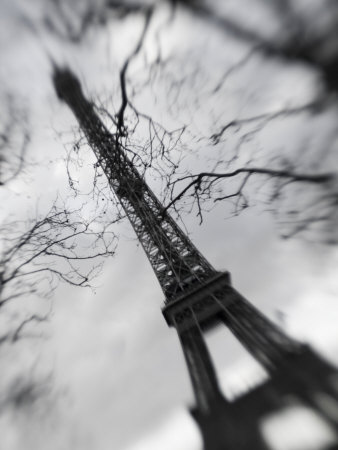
xmin=1 ymin=1 xmax=338 ymax=449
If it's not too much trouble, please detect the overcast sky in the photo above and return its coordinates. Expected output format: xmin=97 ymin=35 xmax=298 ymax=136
xmin=1 ymin=1 xmax=338 ymax=449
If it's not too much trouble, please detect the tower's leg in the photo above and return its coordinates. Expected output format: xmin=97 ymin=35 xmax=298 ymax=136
xmin=217 ymin=287 xmax=300 ymax=371
xmin=176 ymin=318 xmax=270 ymax=449
xmin=218 ymin=290 xmax=338 ymax=435
xmin=191 ymin=403 xmax=271 ymax=450
xmin=177 ymin=323 xmax=223 ymax=414
xmin=275 ymin=346 xmax=338 ymax=432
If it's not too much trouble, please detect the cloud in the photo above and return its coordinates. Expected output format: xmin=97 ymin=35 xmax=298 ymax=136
xmin=126 ymin=408 xmax=202 ymax=450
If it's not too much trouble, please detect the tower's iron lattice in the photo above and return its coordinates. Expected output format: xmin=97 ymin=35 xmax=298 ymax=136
xmin=53 ymin=68 xmax=338 ymax=450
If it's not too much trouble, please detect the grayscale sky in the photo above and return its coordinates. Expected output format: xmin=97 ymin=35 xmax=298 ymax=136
xmin=1 ymin=1 xmax=338 ymax=449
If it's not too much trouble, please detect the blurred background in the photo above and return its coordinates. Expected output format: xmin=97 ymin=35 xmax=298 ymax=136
xmin=1 ymin=1 xmax=338 ymax=449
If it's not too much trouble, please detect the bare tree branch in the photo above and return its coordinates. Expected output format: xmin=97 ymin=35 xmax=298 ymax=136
xmin=210 ymin=100 xmax=326 ymax=144
xmin=164 ymin=168 xmax=335 ymax=212
xmin=173 ymin=0 xmax=338 ymax=94
xmin=0 ymin=96 xmax=30 ymax=186
xmin=116 ymin=6 xmax=154 ymax=135
xmin=0 ymin=200 xmax=118 ymax=313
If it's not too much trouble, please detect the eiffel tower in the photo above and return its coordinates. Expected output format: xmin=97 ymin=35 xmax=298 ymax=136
xmin=53 ymin=67 xmax=338 ymax=450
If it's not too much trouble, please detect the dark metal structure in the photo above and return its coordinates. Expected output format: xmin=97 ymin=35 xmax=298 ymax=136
xmin=53 ymin=67 xmax=338 ymax=449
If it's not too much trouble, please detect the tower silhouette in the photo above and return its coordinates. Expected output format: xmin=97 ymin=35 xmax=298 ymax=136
xmin=53 ymin=67 xmax=338 ymax=450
